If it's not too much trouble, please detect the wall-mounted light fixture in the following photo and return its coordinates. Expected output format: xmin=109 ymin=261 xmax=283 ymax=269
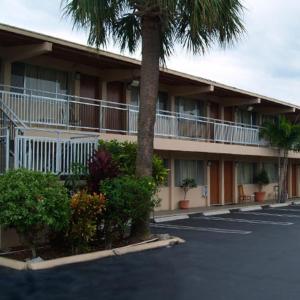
xmin=234 ymin=161 xmax=239 ymax=167
xmin=126 ymin=80 xmax=140 ymax=90
xmin=247 ymin=105 xmax=254 ymax=112
xmin=130 ymin=80 xmax=140 ymax=87
xmin=207 ymin=160 xmax=212 ymax=167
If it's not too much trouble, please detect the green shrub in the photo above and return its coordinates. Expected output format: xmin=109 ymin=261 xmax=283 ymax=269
xmin=64 ymin=163 xmax=88 ymax=195
xmin=99 ymin=139 xmax=168 ymax=185
xmin=100 ymin=176 xmax=158 ymax=247
xmin=69 ymin=191 xmax=106 ymax=253
xmin=0 ymin=169 xmax=70 ymax=258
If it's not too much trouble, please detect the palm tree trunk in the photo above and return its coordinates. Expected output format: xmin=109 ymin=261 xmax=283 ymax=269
xmin=277 ymin=150 xmax=281 ymax=203
xmin=132 ymin=16 xmax=161 ymax=239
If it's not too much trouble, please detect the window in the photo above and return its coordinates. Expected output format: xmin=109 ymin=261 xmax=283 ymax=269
xmin=236 ymin=109 xmax=257 ymax=126
xmin=130 ymin=87 xmax=168 ymax=112
xmin=11 ymin=62 xmax=68 ymax=98
xmin=175 ymin=159 xmax=205 ymax=186
xmin=162 ymin=158 xmax=169 ymax=186
xmin=176 ymin=97 xmax=205 ymax=117
xmin=263 ymin=163 xmax=278 ymax=183
xmin=237 ymin=162 xmax=257 ymax=184
xmin=262 ymin=115 xmax=276 ymax=125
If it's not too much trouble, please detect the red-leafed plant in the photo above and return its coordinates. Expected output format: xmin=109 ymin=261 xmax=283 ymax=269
xmin=87 ymin=149 xmax=119 ymax=193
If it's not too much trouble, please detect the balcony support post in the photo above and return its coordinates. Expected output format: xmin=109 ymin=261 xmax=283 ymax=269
xmin=5 ymin=128 xmax=9 ymax=171
xmin=1 ymin=61 xmax=11 ymax=90
xmin=206 ymin=161 xmax=211 ymax=207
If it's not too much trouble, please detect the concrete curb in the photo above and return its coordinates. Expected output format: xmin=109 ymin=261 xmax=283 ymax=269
xmin=0 ymin=256 xmax=27 ymax=270
xmin=154 ymin=215 xmax=189 ymax=223
xmin=238 ymin=205 xmax=262 ymax=212
xmin=269 ymin=203 xmax=289 ymax=208
xmin=0 ymin=237 xmax=184 ymax=271
xmin=203 ymin=209 xmax=230 ymax=216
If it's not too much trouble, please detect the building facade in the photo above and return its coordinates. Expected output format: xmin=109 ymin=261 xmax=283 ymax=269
xmin=0 ymin=23 xmax=300 ymax=217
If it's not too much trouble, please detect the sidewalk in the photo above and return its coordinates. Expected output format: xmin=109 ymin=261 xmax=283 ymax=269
xmin=153 ymin=198 xmax=300 ymax=220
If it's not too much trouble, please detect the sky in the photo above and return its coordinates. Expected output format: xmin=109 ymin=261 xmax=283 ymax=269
xmin=0 ymin=0 xmax=300 ymax=105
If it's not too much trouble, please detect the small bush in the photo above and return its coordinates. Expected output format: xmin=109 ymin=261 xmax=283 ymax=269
xmin=64 ymin=163 xmax=88 ymax=195
xmin=87 ymin=149 xmax=119 ymax=193
xmin=0 ymin=169 xmax=70 ymax=258
xmin=69 ymin=191 xmax=106 ymax=253
xmin=100 ymin=176 xmax=158 ymax=246
xmin=254 ymin=169 xmax=270 ymax=191
xmin=99 ymin=140 xmax=168 ymax=185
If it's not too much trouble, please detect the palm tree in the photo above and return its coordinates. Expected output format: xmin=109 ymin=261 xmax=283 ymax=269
xmin=260 ymin=116 xmax=300 ymax=203
xmin=63 ymin=0 xmax=245 ymax=238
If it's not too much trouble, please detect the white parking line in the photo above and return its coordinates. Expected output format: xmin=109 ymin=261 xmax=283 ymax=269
xmin=193 ymin=216 xmax=293 ymax=226
xmin=238 ymin=211 xmax=300 ymax=218
xmin=151 ymin=223 xmax=252 ymax=235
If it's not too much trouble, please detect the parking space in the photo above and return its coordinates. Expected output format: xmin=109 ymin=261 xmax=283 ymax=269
xmin=3 ymin=203 xmax=300 ymax=300
xmin=152 ymin=203 xmax=300 ymax=236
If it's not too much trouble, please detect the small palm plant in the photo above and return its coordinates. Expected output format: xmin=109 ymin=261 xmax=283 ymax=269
xmin=260 ymin=116 xmax=300 ymax=202
xmin=254 ymin=169 xmax=270 ymax=192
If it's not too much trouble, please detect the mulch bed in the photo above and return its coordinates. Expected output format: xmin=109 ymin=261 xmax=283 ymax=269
xmin=0 ymin=236 xmax=156 ymax=262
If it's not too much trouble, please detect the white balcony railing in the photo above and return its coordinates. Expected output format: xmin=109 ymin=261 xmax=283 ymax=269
xmin=0 ymin=86 xmax=265 ymax=147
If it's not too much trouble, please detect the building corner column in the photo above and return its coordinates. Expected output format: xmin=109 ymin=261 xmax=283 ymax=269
xmin=169 ymin=155 xmax=175 ymax=210
xmin=220 ymin=158 xmax=225 ymax=205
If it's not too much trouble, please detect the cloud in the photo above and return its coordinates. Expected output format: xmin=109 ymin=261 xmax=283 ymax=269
xmin=0 ymin=0 xmax=299 ymax=104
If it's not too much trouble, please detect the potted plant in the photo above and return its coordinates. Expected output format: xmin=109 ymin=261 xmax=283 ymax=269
xmin=254 ymin=169 xmax=270 ymax=203
xmin=179 ymin=178 xmax=197 ymax=209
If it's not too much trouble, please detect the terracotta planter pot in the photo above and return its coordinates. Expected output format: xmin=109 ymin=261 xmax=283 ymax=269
xmin=179 ymin=200 xmax=190 ymax=209
xmin=255 ymin=191 xmax=266 ymax=203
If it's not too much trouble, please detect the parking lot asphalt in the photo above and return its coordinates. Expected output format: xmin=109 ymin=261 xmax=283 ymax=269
xmin=2 ymin=204 xmax=300 ymax=300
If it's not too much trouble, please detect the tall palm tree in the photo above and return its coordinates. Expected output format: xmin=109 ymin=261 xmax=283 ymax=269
xmin=260 ymin=116 xmax=300 ymax=203
xmin=63 ymin=0 xmax=245 ymax=238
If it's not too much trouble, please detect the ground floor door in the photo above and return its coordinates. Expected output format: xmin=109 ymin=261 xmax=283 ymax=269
xmin=292 ymin=164 xmax=297 ymax=197
xmin=210 ymin=160 xmax=220 ymax=205
xmin=80 ymin=74 xmax=99 ymax=129
xmin=224 ymin=161 xmax=234 ymax=204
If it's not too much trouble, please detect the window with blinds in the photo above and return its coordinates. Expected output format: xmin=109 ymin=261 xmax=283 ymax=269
xmin=237 ymin=162 xmax=257 ymax=184
xmin=263 ymin=163 xmax=278 ymax=183
xmin=11 ymin=62 xmax=68 ymax=98
xmin=175 ymin=159 xmax=205 ymax=187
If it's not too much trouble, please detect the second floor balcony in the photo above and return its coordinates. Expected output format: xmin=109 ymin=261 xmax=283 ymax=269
xmin=0 ymin=86 xmax=266 ymax=147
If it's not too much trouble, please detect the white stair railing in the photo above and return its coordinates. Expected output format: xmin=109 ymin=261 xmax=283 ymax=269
xmin=14 ymin=133 xmax=98 ymax=175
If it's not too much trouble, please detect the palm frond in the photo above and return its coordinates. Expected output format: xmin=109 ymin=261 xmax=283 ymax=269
xmin=62 ymin=0 xmax=245 ymax=59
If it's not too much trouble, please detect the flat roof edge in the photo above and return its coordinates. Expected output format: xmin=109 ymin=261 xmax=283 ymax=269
xmin=0 ymin=22 xmax=299 ymax=110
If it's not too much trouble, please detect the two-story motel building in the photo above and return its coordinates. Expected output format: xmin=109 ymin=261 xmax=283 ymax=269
xmin=1 ymin=23 xmax=300 ymax=217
